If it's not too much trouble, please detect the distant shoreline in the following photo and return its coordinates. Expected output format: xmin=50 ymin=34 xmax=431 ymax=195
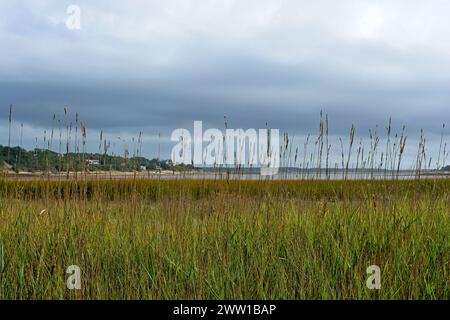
xmin=2 ymin=169 xmax=449 ymax=181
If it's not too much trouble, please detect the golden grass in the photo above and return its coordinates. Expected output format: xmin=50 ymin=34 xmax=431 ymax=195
xmin=0 ymin=179 xmax=449 ymax=299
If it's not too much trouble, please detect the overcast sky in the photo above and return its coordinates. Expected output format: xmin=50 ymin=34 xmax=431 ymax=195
xmin=1 ymin=0 xmax=449 ymax=160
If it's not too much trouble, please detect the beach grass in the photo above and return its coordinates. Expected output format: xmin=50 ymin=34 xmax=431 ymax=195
xmin=0 ymin=178 xmax=448 ymax=299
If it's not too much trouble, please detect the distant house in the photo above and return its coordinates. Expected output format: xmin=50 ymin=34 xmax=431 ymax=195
xmin=140 ymin=165 xmax=147 ymax=171
xmin=86 ymin=159 xmax=100 ymax=165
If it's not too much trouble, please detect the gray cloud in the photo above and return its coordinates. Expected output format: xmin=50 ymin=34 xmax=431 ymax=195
xmin=0 ymin=0 xmax=449 ymax=158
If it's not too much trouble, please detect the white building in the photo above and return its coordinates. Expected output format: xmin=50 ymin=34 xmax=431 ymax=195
xmin=86 ymin=159 xmax=100 ymax=165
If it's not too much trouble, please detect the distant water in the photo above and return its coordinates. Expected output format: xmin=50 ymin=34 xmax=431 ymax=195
xmin=5 ymin=169 xmax=448 ymax=181
xmin=165 ymin=170 xmax=449 ymax=181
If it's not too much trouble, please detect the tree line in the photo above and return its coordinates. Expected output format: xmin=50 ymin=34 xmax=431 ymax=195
xmin=0 ymin=145 xmax=192 ymax=173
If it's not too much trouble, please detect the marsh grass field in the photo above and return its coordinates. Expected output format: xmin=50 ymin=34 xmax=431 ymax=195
xmin=3 ymin=0 xmax=450 ymax=306
xmin=0 ymin=178 xmax=448 ymax=299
